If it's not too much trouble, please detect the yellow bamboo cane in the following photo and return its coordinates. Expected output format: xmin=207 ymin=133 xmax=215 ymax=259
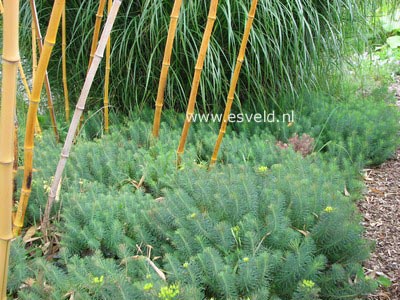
xmin=152 ymin=0 xmax=183 ymax=138
xmin=103 ymin=0 xmax=112 ymax=134
xmin=210 ymin=0 xmax=258 ymax=166
xmin=0 ymin=0 xmax=3 ymax=15
xmin=42 ymin=0 xmax=122 ymax=238
xmin=62 ymin=4 xmax=70 ymax=122
xmin=32 ymin=15 xmax=37 ymax=79
xmin=176 ymin=0 xmax=219 ymax=166
xmin=88 ymin=0 xmax=107 ymax=69
xmin=0 ymin=0 xmax=19 ymax=298
xmin=30 ymin=0 xmax=59 ymax=142
xmin=79 ymin=0 xmax=107 ymax=132
xmin=13 ymin=0 xmax=65 ymax=237
xmin=18 ymin=61 xmax=42 ymax=134
xmin=31 ymin=16 xmax=42 ymax=135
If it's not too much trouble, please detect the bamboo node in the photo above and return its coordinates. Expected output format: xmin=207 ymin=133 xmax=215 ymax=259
xmin=0 ymin=235 xmax=14 ymax=242
xmin=162 ymin=62 xmax=171 ymax=67
xmin=61 ymin=153 xmax=69 ymax=158
xmin=29 ymin=98 xmax=40 ymax=104
xmin=76 ymin=105 xmax=85 ymax=111
xmin=0 ymin=157 xmax=13 ymax=164
xmin=95 ymin=53 xmax=104 ymax=59
xmin=44 ymin=40 xmax=56 ymax=47
xmin=2 ymin=55 xmax=20 ymax=64
xmin=208 ymin=16 xmax=217 ymax=21
xmin=237 ymin=58 xmax=244 ymax=64
xmin=21 ymin=189 xmax=31 ymax=196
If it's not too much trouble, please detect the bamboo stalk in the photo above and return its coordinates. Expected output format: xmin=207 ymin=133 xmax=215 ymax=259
xmin=42 ymin=0 xmax=122 ymax=238
xmin=176 ymin=0 xmax=219 ymax=166
xmin=32 ymin=15 xmax=37 ymax=79
xmin=17 ymin=61 xmax=42 ymax=134
xmin=0 ymin=0 xmax=3 ymax=15
xmin=104 ymin=0 xmax=112 ymax=134
xmin=210 ymin=0 xmax=258 ymax=166
xmin=30 ymin=0 xmax=59 ymax=142
xmin=31 ymin=16 xmax=42 ymax=135
xmin=0 ymin=1 xmax=19 ymax=298
xmin=13 ymin=0 xmax=65 ymax=237
xmin=152 ymin=0 xmax=183 ymax=138
xmin=62 ymin=4 xmax=70 ymax=122
xmin=88 ymin=0 xmax=107 ymax=69
xmin=79 ymin=0 xmax=107 ymax=132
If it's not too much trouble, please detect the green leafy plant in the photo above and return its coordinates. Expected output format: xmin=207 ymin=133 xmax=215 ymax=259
xmin=10 ymin=70 xmax=399 ymax=298
xmin=13 ymin=132 xmax=378 ymax=299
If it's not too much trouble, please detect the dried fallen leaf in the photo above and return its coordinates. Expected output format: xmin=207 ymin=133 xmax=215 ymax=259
xmin=370 ymin=188 xmax=385 ymax=195
xmin=23 ymin=226 xmax=37 ymax=244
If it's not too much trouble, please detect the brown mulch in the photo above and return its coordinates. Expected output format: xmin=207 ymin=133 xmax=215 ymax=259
xmin=358 ymin=76 xmax=400 ymax=300
xmin=360 ymin=149 xmax=400 ymax=299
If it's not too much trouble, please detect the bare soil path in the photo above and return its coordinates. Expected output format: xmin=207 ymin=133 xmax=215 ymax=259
xmin=361 ymin=76 xmax=400 ymax=300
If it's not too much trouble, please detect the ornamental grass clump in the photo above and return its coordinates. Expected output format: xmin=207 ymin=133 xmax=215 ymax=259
xmin=20 ymin=0 xmax=362 ymax=113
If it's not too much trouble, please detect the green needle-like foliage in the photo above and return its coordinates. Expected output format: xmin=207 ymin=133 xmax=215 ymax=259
xmin=9 ymin=84 xmax=398 ymax=299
